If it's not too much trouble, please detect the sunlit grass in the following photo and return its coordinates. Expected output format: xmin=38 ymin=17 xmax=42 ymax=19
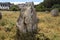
xmin=0 ymin=11 xmax=60 ymax=40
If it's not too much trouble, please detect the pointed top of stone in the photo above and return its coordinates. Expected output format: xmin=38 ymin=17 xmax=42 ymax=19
xmin=25 ymin=2 xmax=34 ymax=7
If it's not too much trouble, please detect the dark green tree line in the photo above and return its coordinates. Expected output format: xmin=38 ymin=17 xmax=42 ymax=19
xmin=35 ymin=0 xmax=60 ymax=11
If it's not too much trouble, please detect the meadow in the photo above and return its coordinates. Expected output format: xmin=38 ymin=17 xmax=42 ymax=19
xmin=0 ymin=11 xmax=60 ymax=40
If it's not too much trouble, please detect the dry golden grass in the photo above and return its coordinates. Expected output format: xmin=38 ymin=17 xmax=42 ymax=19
xmin=37 ymin=12 xmax=60 ymax=40
xmin=0 ymin=11 xmax=60 ymax=40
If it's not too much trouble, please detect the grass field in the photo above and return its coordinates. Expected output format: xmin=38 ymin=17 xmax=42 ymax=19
xmin=0 ymin=11 xmax=60 ymax=40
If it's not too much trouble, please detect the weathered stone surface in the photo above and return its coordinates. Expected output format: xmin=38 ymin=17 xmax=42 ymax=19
xmin=0 ymin=12 xmax=2 ymax=19
xmin=26 ymin=2 xmax=34 ymax=7
xmin=16 ymin=2 xmax=37 ymax=40
xmin=51 ymin=9 xmax=59 ymax=16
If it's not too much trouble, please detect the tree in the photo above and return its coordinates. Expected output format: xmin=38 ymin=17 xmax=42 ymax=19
xmin=52 ymin=4 xmax=60 ymax=8
xmin=43 ymin=0 xmax=60 ymax=8
xmin=35 ymin=0 xmax=60 ymax=11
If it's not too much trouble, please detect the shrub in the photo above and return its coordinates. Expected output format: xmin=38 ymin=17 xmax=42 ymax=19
xmin=35 ymin=5 xmax=51 ymax=12
xmin=44 ymin=8 xmax=52 ymax=11
xmin=10 ymin=5 xmax=20 ymax=11
xmin=35 ymin=5 xmax=45 ymax=12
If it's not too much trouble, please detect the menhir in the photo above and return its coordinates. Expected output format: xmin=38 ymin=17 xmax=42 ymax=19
xmin=16 ymin=2 xmax=37 ymax=40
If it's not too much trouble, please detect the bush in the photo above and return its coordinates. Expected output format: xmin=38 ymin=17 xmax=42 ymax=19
xmin=10 ymin=5 xmax=20 ymax=11
xmin=35 ymin=5 xmax=45 ymax=12
xmin=45 ymin=8 xmax=52 ymax=11
xmin=35 ymin=5 xmax=52 ymax=12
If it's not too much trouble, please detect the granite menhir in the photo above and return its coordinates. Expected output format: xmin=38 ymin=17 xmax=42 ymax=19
xmin=16 ymin=2 xmax=37 ymax=40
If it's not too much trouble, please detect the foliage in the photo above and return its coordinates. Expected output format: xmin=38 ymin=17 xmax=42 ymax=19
xmin=10 ymin=5 xmax=20 ymax=11
xmin=43 ymin=0 xmax=60 ymax=8
xmin=35 ymin=0 xmax=60 ymax=11
xmin=52 ymin=4 xmax=60 ymax=11
xmin=52 ymin=4 xmax=60 ymax=8
xmin=35 ymin=4 xmax=45 ymax=11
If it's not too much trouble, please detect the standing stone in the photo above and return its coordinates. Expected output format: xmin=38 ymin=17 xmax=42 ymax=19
xmin=51 ymin=9 xmax=59 ymax=16
xmin=0 ymin=12 xmax=2 ymax=19
xmin=16 ymin=2 xmax=37 ymax=40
